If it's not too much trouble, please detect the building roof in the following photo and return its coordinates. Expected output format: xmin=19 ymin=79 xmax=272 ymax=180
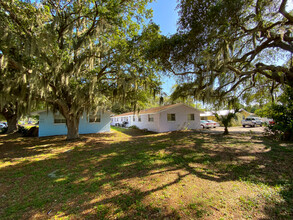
xmin=112 ymin=103 xmax=202 ymax=117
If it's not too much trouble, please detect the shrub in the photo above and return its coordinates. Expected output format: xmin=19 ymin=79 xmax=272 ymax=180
xmin=231 ymin=113 xmax=243 ymax=126
xmin=17 ymin=125 xmax=29 ymax=136
xmin=128 ymin=125 xmax=139 ymax=129
xmin=24 ymin=127 xmax=39 ymax=137
xmin=265 ymin=87 xmax=293 ymax=141
xmin=0 ymin=127 xmax=8 ymax=134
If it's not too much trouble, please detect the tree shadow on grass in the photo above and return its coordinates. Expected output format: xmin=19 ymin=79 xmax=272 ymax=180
xmin=0 ymin=132 xmax=114 ymax=162
xmin=0 ymin=132 xmax=191 ymax=218
xmin=0 ymin=129 xmax=292 ymax=219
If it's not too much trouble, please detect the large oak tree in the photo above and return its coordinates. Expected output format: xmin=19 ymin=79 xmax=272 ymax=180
xmin=0 ymin=7 xmax=36 ymax=133
xmin=1 ymin=0 xmax=161 ymax=139
xmin=148 ymin=0 xmax=293 ymax=104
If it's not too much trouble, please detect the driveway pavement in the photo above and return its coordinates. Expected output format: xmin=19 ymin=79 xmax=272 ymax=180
xmin=202 ymin=126 xmax=265 ymax=134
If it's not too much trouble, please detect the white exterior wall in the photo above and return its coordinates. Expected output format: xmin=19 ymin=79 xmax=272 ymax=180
xmin=111 ymin=105 xmax=201 ymax=133
xmin=112 ymin=114 xmax=160 ymax=132
xmin=128 ymin=115 xmax=134 ymax=127
xmin=111 ymin=115 xmax=133 ymax=126
xmin=131 ymin=113 xmax=160 ymax=132
xmin=158 ymin=105 xmax=201 ymax=132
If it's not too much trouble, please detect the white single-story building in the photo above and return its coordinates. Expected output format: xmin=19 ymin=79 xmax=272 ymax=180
xmin=111 ymin=103 xmax=202 ymax=132
xmin=35 ymin=110 xmax=111 ymax=137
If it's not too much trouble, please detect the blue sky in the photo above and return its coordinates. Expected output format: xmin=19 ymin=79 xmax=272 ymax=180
xmin=149 ymin=0 xmax=179 ymax=95
xmin=150 ymin=0 xmax=178 ymax=36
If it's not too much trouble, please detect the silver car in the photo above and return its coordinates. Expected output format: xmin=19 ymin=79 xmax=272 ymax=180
xmin=206 ymin=120 xmax=220 ymax=128
xmin=241 ymin=117 xmax=262 ymax=127
xmin=200 ymin=120 xmax=213 ymax=129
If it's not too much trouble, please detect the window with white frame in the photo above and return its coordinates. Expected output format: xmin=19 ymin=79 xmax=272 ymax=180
xmin=188 ymin=114 xmax=195 ymax=121
xmin=138 ymin=115 xmax=141 ymax=122
xmin=54 ymin=113 xmax=66 ymax=124
xmin=89 ymin=114 xmax=101 ymax=123
xmin=133 ymin=116 xmax=135 ymax=121
xmin=148 ymin=114 xmax=154 ymax=122
xmin=167 ymin=113 xmax=176 ymax=121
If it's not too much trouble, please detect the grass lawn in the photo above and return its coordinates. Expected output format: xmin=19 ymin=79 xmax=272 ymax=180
xmin=0 ymin=127 xmax=292 ymax=219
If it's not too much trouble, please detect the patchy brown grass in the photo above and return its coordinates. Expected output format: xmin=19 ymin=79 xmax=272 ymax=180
xmin=0 ymin=127 xmax=292 ymax=219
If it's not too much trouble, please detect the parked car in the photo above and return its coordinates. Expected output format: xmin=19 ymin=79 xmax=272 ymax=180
xmin=0 ymin=123 xmax=7 ymax=129
xmin=115 ymin=122 xmax=122 ymax=127
xmin=261 ymin=118 xmax=274 ymax=125
xmin=206 ymin=120 xmax=220 ymax=128
xmin=114 ymin=121 xmax=129 ymax=127
xmin=241 ymin=117 xmax=263 ymax=127
xmin=200 ymin=120 xmax=213 ymax=129
xmin=267 ymin=119 xmax=275 ymax=126
xmin=121 ymin=121 xmax=128 ymax=127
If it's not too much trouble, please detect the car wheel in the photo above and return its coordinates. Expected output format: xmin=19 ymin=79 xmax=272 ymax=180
xmin=243 ymin=125 xmax=245 ymax=128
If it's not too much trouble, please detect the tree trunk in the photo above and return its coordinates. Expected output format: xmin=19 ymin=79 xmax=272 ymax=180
xmin=65 ymin=115 xmax=80 ymax=140
xmin=223 ymin=126 xmax=229 ymax=135
xmin=6 ymin=114 xmax=18 ymax=133
xmin=1 ymin=104 xmax=19 ymax=134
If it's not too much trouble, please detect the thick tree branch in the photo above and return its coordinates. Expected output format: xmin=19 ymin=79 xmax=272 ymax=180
xmin=222 ymin=76 xmax=250 ymax=96
xmin=279 ymin=0 xmax=293 ymax=23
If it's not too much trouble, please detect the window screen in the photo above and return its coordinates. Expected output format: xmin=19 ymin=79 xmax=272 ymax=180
xmin=148 ymin=114 xmax=154 ymax=122
xmin=54 ymin=114 xmax=66 ymax=124
xmin=188 ymin=114 xmax=195 ymax=121
xmin=89 ymin=114 xmax=101 ymax=123
xmin=167 ymin=114 xmax=176 ymax=121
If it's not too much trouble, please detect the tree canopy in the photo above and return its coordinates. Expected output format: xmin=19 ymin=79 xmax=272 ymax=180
xmin=0 ymin=5 xmax=36 ymax=132
xmin=148 ymin=0 xmax=293 ymax=105
xmin=1 ymin=0 xmax=161 ymax=139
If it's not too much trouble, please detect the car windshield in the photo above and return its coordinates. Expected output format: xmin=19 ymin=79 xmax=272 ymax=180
xmin=201 ymin=120 xmax=207 ymax=123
